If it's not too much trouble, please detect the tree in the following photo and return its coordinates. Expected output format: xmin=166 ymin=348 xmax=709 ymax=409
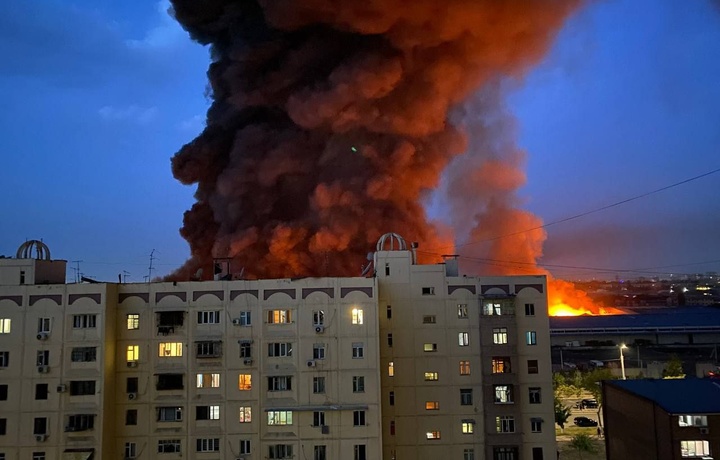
xmin=581 ymin=368 xmax=614 ymax=429
xmin=663 ymin=354 xmax=685 ymax=378
xmin=568 ymin=433 xmax=598 ymax=460
xmin=555 ymin=397 xmax=572 ymax=432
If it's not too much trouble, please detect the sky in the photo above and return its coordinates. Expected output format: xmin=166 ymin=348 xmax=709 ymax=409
xmin=1 ymin=0 xmax=719 ymax=283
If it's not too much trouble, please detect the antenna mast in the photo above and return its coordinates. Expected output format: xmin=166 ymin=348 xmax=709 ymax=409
xmin=71 ymin=260 xmax=83 ymax=283
xmin=147 ymin=249 xmax=156 ymax=283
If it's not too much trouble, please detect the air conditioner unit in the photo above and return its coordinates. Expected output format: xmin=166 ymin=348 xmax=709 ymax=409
xmin=700 ymin=427 xmax=710 ymax=434
xmin=64 ymin=425 xmax=74 ymax=432
xmin=232 ymin=318 xmax=242 ymax=325
xmin=243 ymin=358 xmax=253 ymax=365
xmin=37 ymin=332 xmax=49 ymax=341
xmin=35 ymin=434 xmax=47 ymax=442
xmin=128 ymin=392 xmax=138 ymax=400
xmin=37 ymin=365 xmax=49 ymax=373
xmin=314 ymin=325 xmax=325 ymax=334
xmin=57 ymin=384 xmax=67 ymax=393
xmin=321 ymin=425 xmax=330 ymax=434
xmin=127 ymin=361 xmax=138 ymax=368
xmin=307 ymin=360 xmax=316 ymax=368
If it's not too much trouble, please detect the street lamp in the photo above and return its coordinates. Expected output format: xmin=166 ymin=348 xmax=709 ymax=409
xmin=619 ymin=344 xmax=628 ymax=380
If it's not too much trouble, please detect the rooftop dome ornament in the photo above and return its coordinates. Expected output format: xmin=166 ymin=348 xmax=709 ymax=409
xmin=16 ymin=240 xmax=51 ymax=260
xmin=376 ymin=233 xmax=407 ymax=252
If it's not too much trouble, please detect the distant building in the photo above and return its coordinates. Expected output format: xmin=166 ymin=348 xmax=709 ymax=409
xmin=603 ymin=378 xmax=720 ymax=460
xmin=0 ymin=236 xmax=555 ymax=460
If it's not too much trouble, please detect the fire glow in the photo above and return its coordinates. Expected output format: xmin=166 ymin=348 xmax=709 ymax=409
xmin=548 ymin=279 xmax=625 ymax=316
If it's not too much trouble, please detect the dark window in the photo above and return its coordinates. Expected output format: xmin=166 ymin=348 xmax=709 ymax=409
xmin=196 ymin=341 xmax=222 ymax=358
xmin=71 ymin=347 xmax=96 ymax=362
xmin=353 ymin=410 xmax=365 ymax=426
xmin=387 ymin=305 xmax=392 ymax=319
xmin=313 ymin=377 xmax=325 ymax=394
xmin=389 ymin=391 xmax=395 ymax=406
xmin=0 ymin=418 xmax=6 ymax=435
xmin=36 ymin=351 xmax=49 ymax=366
xmin=460 ymin=389 xmax=473 ymax=405
xmin=69 ymin=381 xmax=96 ymax=396
xmin=525 ymin=303 xmax=535 ymax=316
xmin=314 ymin=445 xmax=327 ymax=460
xmin=354 ymin=444 xmax=367 ymax=460
xmin=195 ymin=438 xmax=219 ymax=452
xmin=493 ymin=447 xmax=518 ymax=460
xmin=387 ymin=334 xmax=393 ymax=347
xmin=529 ymin=387 xmax=541 ymax=404
xmin=35 ymin=384 xmax=48 ymax=400
xmin=239 ymin=341 xmax=252 ymax=358
xmin=312 ymin=411 xmax=325 ymax=427
xmin=126 ymin=410 xmax=137 ymax=426
xmin=33 ymin=417 xmax=47 ymax=435
xmin=157 ymin=373 xmax=184 ymax=390
xmin=127 ymin=377 xmax=139 ymax=393
xmin=0 ymin=385 xmax=7 ymax=400
xmin=157 ymin=311 xmax=184 ymax=327
xmin=527 ymin=360 xmax=539 ymax=374
xmin=390 ymin=420 xmax=395 ymax=435
xmin=267 ymin=376 xmax=292 ymax=391
xmin=422 ymin=287 xmax=435 ymax=295
xmin=385 ymin=263 xmax=390 ymax=276
xmin=532 ymin=447 xmax=543 ymax=460
xmin=66 ymin=414 xmax=95 ymax=432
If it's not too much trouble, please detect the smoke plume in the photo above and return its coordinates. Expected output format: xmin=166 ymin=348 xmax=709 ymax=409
xmin=169 ymin=0 xmax=580 ymax=280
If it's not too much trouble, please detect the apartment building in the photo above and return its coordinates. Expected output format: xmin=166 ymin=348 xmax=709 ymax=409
xmin=0 ymin=236 xmax=554 ymax=460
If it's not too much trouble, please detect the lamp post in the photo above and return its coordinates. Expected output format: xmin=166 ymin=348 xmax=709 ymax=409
xmin=620 ymin=344 xmax=628 ymax=380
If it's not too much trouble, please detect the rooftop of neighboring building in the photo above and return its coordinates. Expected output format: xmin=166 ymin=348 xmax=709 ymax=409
xmin=550 ymin=306 xmax=720 ymax=331
xmin=606 ymin=378 xmax=720 ymax=414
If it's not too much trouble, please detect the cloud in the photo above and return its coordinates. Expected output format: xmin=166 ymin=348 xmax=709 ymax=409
xmin=126 ymin=1 xmax=189 ymax=50
xmin=178 ymin=114 xmax=205 ymax=132
xmin=99 ymin=105 xmax=158 ymax=124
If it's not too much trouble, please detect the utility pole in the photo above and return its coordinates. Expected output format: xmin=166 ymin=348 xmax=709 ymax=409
xmin=147 ymin=249 xmax=156 ymax=283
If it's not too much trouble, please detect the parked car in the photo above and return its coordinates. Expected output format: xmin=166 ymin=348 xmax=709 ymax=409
xmin=574 ymin=416 xmax=599 ymax=427
xmin=588 ymin=360 xmax=605 ymax=368
xmin=581 ymin=398 xmax=599 ymax=409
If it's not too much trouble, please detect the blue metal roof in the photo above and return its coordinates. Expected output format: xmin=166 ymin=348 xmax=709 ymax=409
xmin=549 ymin=307 xmax=720 ymax=332
xmin=607 ymin=378 xmax=720 ymax=414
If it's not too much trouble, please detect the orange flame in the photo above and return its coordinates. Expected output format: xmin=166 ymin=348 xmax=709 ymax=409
xmin=548 ymin=278 xmax=625 ymax=316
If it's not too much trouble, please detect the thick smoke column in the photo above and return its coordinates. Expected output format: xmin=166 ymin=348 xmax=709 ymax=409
xmin=169 ymin=0 xmax=579 ymax=279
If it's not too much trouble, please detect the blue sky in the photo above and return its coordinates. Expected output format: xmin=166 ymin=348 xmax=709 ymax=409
xmin=1 ymin=0 xmax=719 ymax=282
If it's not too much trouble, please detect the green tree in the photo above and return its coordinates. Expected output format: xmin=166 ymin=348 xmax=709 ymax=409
xmin=581 ymin=368 xmax=614 ymax=428
xmin=663 ymin=354 xmax=685 ymax=378
xmin=555 ymin=397 xmax=572 ymax=432
xmin=568 ymin=433 xmax=598 ymax=460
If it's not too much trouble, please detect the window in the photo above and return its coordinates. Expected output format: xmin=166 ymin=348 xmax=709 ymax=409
xmin=526 ymin=331 xmax=537 ymax=345
xmin=314 ymin=445 xmax=327 ymax=460
xmin=267 ymin=309 xmax=291 ymax=324
xmin=679 ymin=415 xmax=708 ymax=427
xmin=126 ymin=410 xmax=137 ymax=426
xmin=493 ymin=447 xmax=518 ymax=460
xmin=494 ymin=385 xmax=513 ymax=403
xmin=313 ymin=377 xmax=325 ymax=394
xmin=35 ymin=384 xmax=48 ymax=400
xmin=66 ymin=414 xmax=95 ymax=431
xmin=313 ymin=411 xmax=325 ymax=427
xmin=125 ymin=442 xmax=137 ymax=459
xmin=268 ymin=342 xmax=293 ymax=357
xmin=527 ymin=359 xmax=539 ymax=374
xmin=532 ymin=448 xmax=544 ymax=460
xmin=159 ymin=342 xmax=183 ymax=357
xmin=238 ymin=374 xmax=252 ymax=390
xmin=239 ymin=406 xmax=252 ymax=423
xmin=0 ymin=319 xmax=10 ymax=334
xmin=36 ymin=350 xmax=49 ymax=366
xmin=72 ymin=347 xmax=97 ymax=362
xmin=267 ymin=411 xmax=293 ymax=425
xmin=240 ymin=440 xmax=251 ymax=454
xmin=492 ymin=357 xmax=511 ymax=373
xmin=463 ymin=449 xmax=475 ymax=460
xmin=424 ymin=372 xmax=438 ymax=381
xmin=529 ymin=387 xmax=541 ymax=404
xmin=157 ymin=311 xmax=184 ymax=328
xmin=268 ymin=376 xmax=291 ymax=391
xmin=157 ymin=440 xmax=181 ymax=453
xmin=19 ymin=270 xmax=25 ymax=284
xmin=388 ymin=362 xmax=394 ymax=377
xmin=32 ymin=454 xmax=45 ymax=460
xmin=680 ymin=440 xmax=710 ymax=457
xmin=422 ymin=315 xmax=436 ymax=324
xmin=493 ymin=327 xmax=508 ymax=344
xmin=353 ymin=376 xmax=365 ymax=393
xmin=531 ymin=418 xmax=543 ymax=433
xmin=459 ymin=360 xmax=471 ymax=375
xmin=422 ymin=287 xmax=435 ymax=295
xmin=313 ymin=310 xmax=325 ymax=326
xmin=353 ymin=410 xmax=366 ymax=426
xmin=37 ymin=318 xmax=51 ymax=333
xmin=389 ymin=391 xmax=395 ymax=405
xmin=197 ymin=311 xmax=220 ymax=324
xmin=425 ymin=401 xmax=439 ymax=410
xmin=196 ymin=341 xmax=222 ymax=358
xmin=157 ymin=407 xmax=183 ymax=422
xmin=239 ymin=340 xmax=252 ymax=358
xmin=126 ymin=377 xmax=139 ymax=393
xmin=0 ymin=386 xmax=6 ymax=400
xmin=352 ymin=342 xmax=364 ymax=358
xmin=352 ymin=308 xmax=364 ymax=325
xmin=0 ymin=418 xmax=6 ymax=435
xmin=426 ymin=431 xmax=441 ymax=439
xmin=33 ymin=417 xmax=47 ymax=435
xmin=156 ymin=373 xmax=183 ymax=390
xmin=313 ymin=343 xmax=326 ymax=360
xmin=0 ymin=352 xmax=8 ymax=368
xmin=496 ymin=415 xmax=515 ymax=433
xmin=69 ymin=380 xmax=96 ymax=396
xmin=483 ymin=300 xmax=514 ymax=315
xmin=196 ymin=406 xmax=220 ymax=420
xmin=238 ymin=311 xmax=251 ymax=325
xmin=387 ymin=333 xmax=393 ymax=347
xmin=72 ymin=314 xmax=96 ymax=329
xmin=525 ymin=303 xmax=535 ymax=316
xmin=462 ymin=420 xmax=474 ymax=434
xmin=458 ymin=332 xmax=469 ymax=346
xmin=127 ymin=345 xmax=139 ymax=363
xmin=269 ymin=444 xmax=293 ymax=459
xmin=390 ymin=420 xmax=395 ymax=435
xmin=457 ymin=304 xmax=468 ymax=318
xmin=387 ymin=305 xmax=392 ymax=319
xmin=460 ymin=389 xmax=473 ymax=405
xmin=127 ymin=314 xmax=139 ymax=330
xmin=424 ymin=343 xmax=438 ymax=352
xmin=196 ymin=373 xmax=220 ymax=388
xmin=354 ymin=445 xmax=366 ymax=460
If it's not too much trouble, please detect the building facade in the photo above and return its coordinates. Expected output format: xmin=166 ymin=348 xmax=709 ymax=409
xmin=0 ymin=236 xmax=554 ymax=460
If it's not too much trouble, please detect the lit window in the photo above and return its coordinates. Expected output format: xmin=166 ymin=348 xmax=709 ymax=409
xmin=458 ymin=332 xmax=469 ymax=346
xmin=422 ymin=315 xmax=436 ymax=324
xmin=525 ymin=303 xmax=535 ymax=316
xmin=267 ymin=309 xmax=291 ymax=324
xmin=238 ymin=374 xmax=252 ymax=390
xmin=352 ymin=308 xmax=364 ymax=325
xmin=196 ymin=405 xmax=220 ymax=420
xmin=680 ymin=440 xmax=710 ymax=457
xmin=127 ymin=314 xmax=139 ymax=330
xmin=483 ymin=300 xmax=514 ymax=315
xmin=388 ymin=362 xmax=394 ymax=377
xmin=424 ymin=372 xmax=438 ymax=381
xmin=126 ymin=345 xmax=139 ymax=362
xmin=239 ymin=407 xmax=251 ymax=423
xmin=494 ymin=385 xmax=513 ymax=404
xmin=72 ymin=314 xmax=96 ymax=329
xmin=492 ymin=357 xmax=511 ymax=374
xmin=462 ymin=421 xmax=474 ymax=434
xmin=197 ymin=311 xmax=221 ymax=324
xmin=159 ymin=343 xmax=183 ymax=357
xmin=268 ymin=376 xmax=291 ymax=391
xmin=196 ymin=373 xmax=220 ymax=388
xmin=424 ymin=343 xmax=438 ymax=352
xmin=526 ymin=331 xmax=537 ymax=346
xmin=679 ymin=415 xmax=708 ymax=427
xmin=496 ymin=416 xmax=515 ymax=433
xmin=425 ymin=401 xmax=439 ymax=410
xmin=493 ymin=327 xmax=508 ymax=344
xmin=426 ymin=431 xmax=441 ymax=440
xmin=0 ymin=318 xmax=12 ymax=334
xmin=529 ymin=387 xmax=541 ymax=404
xmin=352 ymin=342 xmax=364 ymax=359
xmin=313 ymin=310 xmax=325 ymax=326
xmin=267 ymin=411 xmax=293 ymax=425
xmin=531 ymin=418 xmax=542 ymax=433
xmin=457 ymin=304 xmax=468 ymax=318
xmin=459 ymin=360 xmax=470 ymax=375
xmin=313 ymin=343 xmax=326 ymax=360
